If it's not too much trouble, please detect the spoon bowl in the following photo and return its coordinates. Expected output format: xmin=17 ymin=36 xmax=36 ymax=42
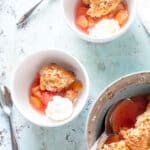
xmin=0 ymin=86 xmax=12 ymax=115
xmin=91 ymin=99 xmax=134 ymax=149
xmin=92 ymin=98 xmax=134 ymax=150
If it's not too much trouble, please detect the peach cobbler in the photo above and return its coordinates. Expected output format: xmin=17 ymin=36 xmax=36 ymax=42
xmin=99 ymin=95 xmax=150 ymax=150
xmin=75 ymin=0 xmax=129 ymax=38
xmin=30 ymin=63 xmax=83 ymax=121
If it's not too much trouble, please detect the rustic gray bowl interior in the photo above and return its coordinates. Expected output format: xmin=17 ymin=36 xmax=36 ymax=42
xmin=86 ymin=72 xmax=150 ymax=149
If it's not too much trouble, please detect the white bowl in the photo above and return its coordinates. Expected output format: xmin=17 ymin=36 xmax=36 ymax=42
xmin=11 ymin=49 xmax=89 ymax=127
xmin=62 ymin=0 xmax=136 ymax=43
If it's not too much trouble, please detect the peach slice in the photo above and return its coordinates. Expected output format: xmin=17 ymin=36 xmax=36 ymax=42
xmin=70 ymin=81 xmax=83 ymax=92
xmin=30 ymin=96 xmax=44 ymax=110
xmin=31 ymin=85 xmax=42 ymax=99
xmin=76 ymin=15 xmax=89 ymax=29
xmin=41 ymin=91 xmax=54 ymax=106
xmin=115 ymin=10 xmax=128 ymax=26
xmin=65 ymin=90 xmax=78 ymax=101
xmin=77 ymin=7 xmax=88 ymax=17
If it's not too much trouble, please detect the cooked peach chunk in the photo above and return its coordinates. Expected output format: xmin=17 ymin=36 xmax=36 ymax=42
xmin=122 ymin=0 xmax=128 ymax=9
xmin=77 ymin=7 xmax=88 ymax=17
xmin=76 ymin=15 xmax=89 ymax=29
xmin=117 ymin=3 xmax=125 ymax=10
xmin=41 ymin=91 xmax=54 ymax=106
xmin=115 ymin=10 xmax=128 ymax=26
xmin=30 ymin=96 xmax=44 ymax=110
xmin=65 ymin=90 xmax=78 ymax=101
xmin=31 ymin=85 xmax=42 ymax=98
xmin=87 ymin=16 xmax=96 ymax=27
xmin=70 ymin=81 xmax=83 ymax=92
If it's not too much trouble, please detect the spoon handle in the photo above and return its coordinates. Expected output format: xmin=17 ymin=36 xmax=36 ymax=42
xmin=8 ymin=115 xmax=18 ymax=150
xmin=16 ymin=0 xmax=44 ymax=26
xmin=96 ymin=132 xmax=108 ymax=149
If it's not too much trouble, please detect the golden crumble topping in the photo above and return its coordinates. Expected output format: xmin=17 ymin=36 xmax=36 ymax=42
xmin=101 ymin=141 xmax=129 ymax=150
xmin=121 ymin=127 xmax=150 ymax=150
xmin=82 ymin=0 xmax=121 ymax=17
xmin=135 ymin=112 xmax=150 ymax=130
xmin=40 ymin=63 xmax=75 ymax=92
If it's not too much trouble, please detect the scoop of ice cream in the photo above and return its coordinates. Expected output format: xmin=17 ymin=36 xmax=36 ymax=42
xmin=45 ymin=96 xmax=73 ymax=121
xmin=89 ymin=19 xmax=120 ymax=38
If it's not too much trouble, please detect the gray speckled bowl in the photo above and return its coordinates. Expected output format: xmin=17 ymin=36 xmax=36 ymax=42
xmin=86 ymin=72 xmax=150 ymax=149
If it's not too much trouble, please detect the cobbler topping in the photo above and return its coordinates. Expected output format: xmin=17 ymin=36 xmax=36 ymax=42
xmin=40 ymin=63 xmax=75 ymax=92
xmin=85 ymin=0 xmax=122 ymax=17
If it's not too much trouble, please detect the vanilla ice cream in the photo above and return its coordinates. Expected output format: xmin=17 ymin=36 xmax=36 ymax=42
xmin=89 ymin=19 xmax=120 ymax=38
xmin=45 ymin=96 xmax=73 ymax=121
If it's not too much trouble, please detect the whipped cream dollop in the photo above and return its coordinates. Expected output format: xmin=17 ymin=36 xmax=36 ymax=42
xmin=89 ymin=19 xmax=120 ymax=38
xmin=45 ymin=96 xmax=73 ymax=121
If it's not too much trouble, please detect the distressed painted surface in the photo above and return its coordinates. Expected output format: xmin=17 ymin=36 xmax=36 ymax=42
xmin=0 ymin=0 xmax=150 ymax=149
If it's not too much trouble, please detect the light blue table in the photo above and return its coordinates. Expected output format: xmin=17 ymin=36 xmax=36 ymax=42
xmin=0 ymin=0 xmax=150 ymax=149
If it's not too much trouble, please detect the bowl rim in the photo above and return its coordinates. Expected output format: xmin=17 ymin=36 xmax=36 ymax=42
xmin=11 ymin=49 xmax=89 ymax=127
xmin=85 ymin=71 xmax=150 ymax=149
xmin=62 ymin=0 xmax=137 ymax=43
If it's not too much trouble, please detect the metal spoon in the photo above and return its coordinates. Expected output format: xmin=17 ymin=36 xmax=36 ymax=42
xmin=91 ymin=99 xmax=133 ymax=150
xmin=0 ymin=85 xmax=18 ymax=150
xmin=16 ymin=0 xmax=44 ymax=26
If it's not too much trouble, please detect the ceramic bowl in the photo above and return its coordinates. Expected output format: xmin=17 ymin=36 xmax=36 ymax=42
xmin=11 ymin=49 xmax=89 ymax=127
xmin=62 ymin=0 xmax=136 ymax=43
xmin=86 ymin=72 xmax=150 ymax=149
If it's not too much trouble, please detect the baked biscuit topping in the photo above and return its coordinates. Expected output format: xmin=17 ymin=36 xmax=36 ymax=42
xmin=121 ymin=127 xmax=150 ymax=150
xmin=40 ymin=63 xmax=75 ymax=92
xmin=135 ymin=112 xmax=150 ymax=130
xmin=83 ymin=0 xmax=121 ymax=17
xmin=101 ymin=141 xmax=129 ymax=150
